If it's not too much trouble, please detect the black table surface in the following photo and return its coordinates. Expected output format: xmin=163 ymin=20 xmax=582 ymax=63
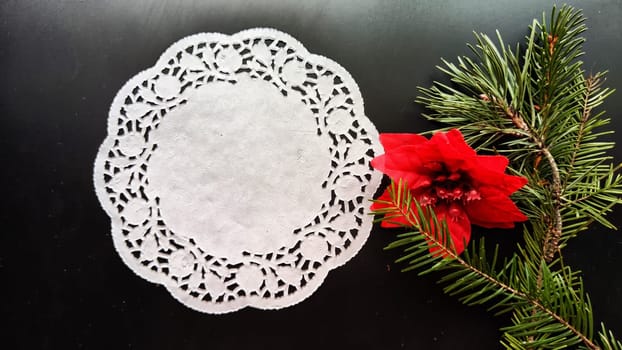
xmin=2 ymin=1 xmax=621 ymax=349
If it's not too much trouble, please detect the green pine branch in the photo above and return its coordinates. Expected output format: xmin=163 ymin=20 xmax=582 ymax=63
xmin=377 ymin=5 xmax=622 ymax=350
xmin=376 ymin=180 xmax=603 ymax=349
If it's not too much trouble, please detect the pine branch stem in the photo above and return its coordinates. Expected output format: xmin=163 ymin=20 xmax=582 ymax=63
xmin=500 ymin=103 xmax=562 ymax=263
xmin=541 ymin=147 xmax=563 ymax=262
xmin=388 ymin=195 xmax=600 ymax=349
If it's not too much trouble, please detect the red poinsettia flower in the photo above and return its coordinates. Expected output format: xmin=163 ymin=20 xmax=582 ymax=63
xmin=371 ymin=129 xmax=528 ymax=255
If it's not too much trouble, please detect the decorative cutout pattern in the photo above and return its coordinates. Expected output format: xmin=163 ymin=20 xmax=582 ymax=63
xmin=93 ymin=28 xmax=383 ymax=313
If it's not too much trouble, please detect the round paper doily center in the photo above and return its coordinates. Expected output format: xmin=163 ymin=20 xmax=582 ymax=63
xmin=148 ymin=77 xmax=330 ymax=258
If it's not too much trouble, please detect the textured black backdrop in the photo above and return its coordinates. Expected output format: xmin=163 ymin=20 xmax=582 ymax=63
xmin=1 ymin=1 xmax=621 ymax=349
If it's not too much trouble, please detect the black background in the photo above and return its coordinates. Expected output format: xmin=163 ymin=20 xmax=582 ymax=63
xmin=2 ymin=1 xmax=621 ymax=349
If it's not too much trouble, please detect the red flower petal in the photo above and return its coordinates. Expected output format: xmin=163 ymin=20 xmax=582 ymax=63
xmin=424 ymin=204 xmax=471 ymax=256
xmin=472 ymin=155 xmax=509 ymax=173
xmin=499 ymin=174 xmax=529 ymax=195
xmin=465 ymin=188 xmax=528 ymax=228
xmin=469 ymin=155 xmax=528 ymax=194
xmin=379 ymin=133 xmax=428 ymax=152
xmin=371 ymin=148 xmax=433 ymax=191
xmin=428 ymin=129 xmax=477 ymax=172
xmin=444 ymin=129 xmax=476 ymax=155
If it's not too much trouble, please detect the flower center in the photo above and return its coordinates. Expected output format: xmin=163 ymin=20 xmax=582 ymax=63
xmin=418 ymin=166 xmax=480 ymax=206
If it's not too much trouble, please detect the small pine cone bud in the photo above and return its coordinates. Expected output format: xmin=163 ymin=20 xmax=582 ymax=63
xmin=507 ymin=108 xmax=528 ymax=130
xmin=479 ymin=94 xmax=490 ymax=101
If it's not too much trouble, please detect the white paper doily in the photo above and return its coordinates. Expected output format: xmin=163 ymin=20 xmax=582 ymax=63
xmin=93 ymin=28 xmax=383 ymax=313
